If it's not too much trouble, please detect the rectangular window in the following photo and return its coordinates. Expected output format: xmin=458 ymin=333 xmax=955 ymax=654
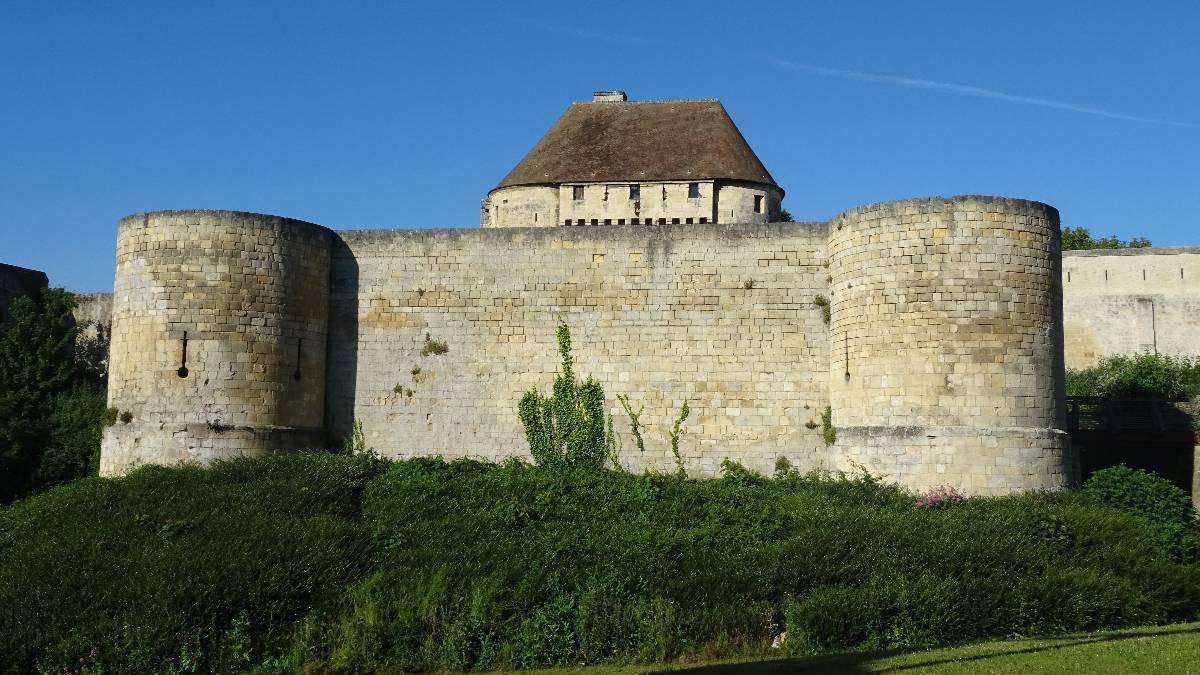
xmin=604 ymin=219 xmax=611 ymax=225
xmin=573 ymin=185 xmax=585 ymax=201
xmin=576 ymin=219 xmax=584 ymax=226
xmin=672 ymin=218 xmax=680 ymax=224
xmin=629 ymin=184 xmax=640 ymax=200
xmin=564 ymin=219 xmax=571 ymax=226
xmin=658 ymin=218 xmax=667 ymax=225
xmin=617 ymin=219 xmax=625 ymax=225
xmin=685 ymin=217 xmax=693 ymax=224
xmin=754 ymin=195 xmax=763 ymax=213
xmin=591 ymin=219 xmax=598 ymax=226
xmin=688 ymin=182 xmax=700 ymax=199
xmin=699 ymin=217 xmax=708 ymax=224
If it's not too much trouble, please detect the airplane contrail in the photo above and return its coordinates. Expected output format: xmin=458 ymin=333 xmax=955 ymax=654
xmin=772 ymin=58 xmax=1199 ymax=129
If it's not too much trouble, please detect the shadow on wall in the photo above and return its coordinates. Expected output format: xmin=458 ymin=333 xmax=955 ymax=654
xmin=1067 ymin=397 xmax=1197 ymax=499
xmin=324 ymin=235 xmax=358 ymax=448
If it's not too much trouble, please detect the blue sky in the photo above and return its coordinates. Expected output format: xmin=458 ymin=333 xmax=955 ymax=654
xmin=2 ymin=1 xmax=1198 ymax=291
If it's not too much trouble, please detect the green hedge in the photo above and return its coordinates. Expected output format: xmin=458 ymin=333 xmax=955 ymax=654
xmin=2 ymin=455 xmax=1199 ymax=673
xmin=1066 ymin=353 xmax=1200 ymax=400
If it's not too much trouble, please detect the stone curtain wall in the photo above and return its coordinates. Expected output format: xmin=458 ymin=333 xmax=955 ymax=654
xmin=71 ymin=292 xmax=113 ymax=328
xmin=99 ymin=196 xmax=1086 ymax=495
xmin=1062 ymin=247 xmax=1200 ymax=369
xmin=826 ymin=197 xmax=1071 ymax=494
xmin=327 ymin=222 xmax=832 ymax=476
xmin=101 ymin=211 xmax=332 ymax=475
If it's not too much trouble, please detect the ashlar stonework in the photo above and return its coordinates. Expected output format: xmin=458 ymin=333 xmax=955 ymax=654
xmin=101 ymin=196 xmax=1079 ymax=496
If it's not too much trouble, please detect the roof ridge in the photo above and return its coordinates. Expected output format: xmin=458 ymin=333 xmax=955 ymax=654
xmin=572 ymin=98 xmax=721 ymax=105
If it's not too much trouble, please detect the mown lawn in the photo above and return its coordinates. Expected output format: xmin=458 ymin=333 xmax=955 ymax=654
xmin=534 ymin=621 xmax=1200 ymax=674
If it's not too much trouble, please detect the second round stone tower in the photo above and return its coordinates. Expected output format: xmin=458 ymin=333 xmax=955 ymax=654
xmin=100 ymin=210 xmax=332 ymax=475
xmin=827 ymin=196 xmax=1072 ymax=494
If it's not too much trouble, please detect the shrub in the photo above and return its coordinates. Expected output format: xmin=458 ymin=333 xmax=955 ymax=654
xmin=3 ymin=455 xmax=1200 ymax=672
xmin=1082 ymin=465 xmax=1199 ymax=562
xmin=1083 ymin=465 xmax=1196 ymax=528
xmin=1066 ymin=353 xmax=1200 ymax=400
xmin=0 ymin=453 xmax=386 ymax=674
xmin=915 ymin=485 xmax=965 ymax=509
xmin=33 ymin=383 xmax=107 ymax=489
xmin=0 ymin=287 xmax=94 ymax=502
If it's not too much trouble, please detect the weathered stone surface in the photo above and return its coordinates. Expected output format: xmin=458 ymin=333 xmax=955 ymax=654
xmin=97 ymin=196 xmax=1089 ymax=495
xmin=483 ymin=182 xmax=780 ymax=228
xmin=327 ymin=220 xmax=831 ymax=477
xmin=825 ymin=196 xmax=1072 ymax=494
xmin=1062 ymin=247 xmax=1200 ymax=369
xmin=100 ymin=211 xmax=331 ymax=474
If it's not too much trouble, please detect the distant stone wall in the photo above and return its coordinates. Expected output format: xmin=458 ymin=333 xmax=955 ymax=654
xmin=827 ymin=196 xmax=1071 ymax=494
xmin=1062 ymin=247 xmax=1200 ymax=369
xmin=101 ymin=211 xmax=332 ymax=475
xmin=71 ymin=292 xmax=112 ymax=329
xmin=0 ymin=262 xmax=48 ymax=314
xmin=327 ymin=222 xmax=832 ymax=476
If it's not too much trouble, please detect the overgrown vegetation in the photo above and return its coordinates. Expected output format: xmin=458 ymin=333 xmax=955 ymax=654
xmin=1060 ymin=226 xmax=1151 ymax=251
xmin=0 ymin=288 xmax=106 ymax=503
xmin=1066 ymin=353 xmax=1200 ymax=400
xmin=616 ymin=393 xmax=646 ymax=455
xmin=813 ymin=295 xmax=831 ymax=324
xmin=821 ymin=405 xmax=836 ymax=445
xmin=518 ymin=322 xmax=614 ymax=470
xmin=340 ymin=418 xmax=370 ymax=456
xmin=524 ymin=323 xmax=689 ymax=474
xmin=669 ymin=400 xmax=690 ymax=476
xmin=2 ymin=454 xmax=1198 ymax=673
xmin=1082 ymin=465 xmax=1198 ymax=562
xmin=420 ymin=332 xmax=449 ymax=356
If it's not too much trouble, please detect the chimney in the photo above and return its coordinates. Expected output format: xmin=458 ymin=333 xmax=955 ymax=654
xmin=592 ymin=90 xmax=627 ymax=103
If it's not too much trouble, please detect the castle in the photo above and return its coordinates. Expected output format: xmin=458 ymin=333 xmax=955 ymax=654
xmin=93 ymin=92 xmax=1200 ymax=495
xmin=480 ymin=92 xmax=782 ymax=228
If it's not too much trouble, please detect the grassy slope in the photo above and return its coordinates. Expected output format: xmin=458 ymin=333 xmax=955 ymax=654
xmin=535 ymin=622 xmax=1200 ymax=674
xmin=1 ymin=455 xmax=1198 ymax=673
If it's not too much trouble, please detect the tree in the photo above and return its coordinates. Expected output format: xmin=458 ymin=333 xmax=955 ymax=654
xmin=1061 ymin=226 xmax=1152 ymax=251
xmin=779 ymin=208 xmax=795 ymax=222
xmin=0 ymin=287 xmax=100 ymax=502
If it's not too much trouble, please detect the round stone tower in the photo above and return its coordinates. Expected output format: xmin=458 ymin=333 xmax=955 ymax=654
xmin=100 ymin=210 xmax=332 ymax=475
xmin=827 ymin=196 xmax=1072 ymax=495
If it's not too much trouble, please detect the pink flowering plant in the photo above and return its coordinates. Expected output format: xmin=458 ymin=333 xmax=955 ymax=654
xmin=915 ymin=485 xmax=965 ymax=508
xmin=61 ymin=646 xmax=99 ymax=675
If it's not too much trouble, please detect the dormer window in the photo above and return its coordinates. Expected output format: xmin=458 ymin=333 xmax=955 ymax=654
xmin=572 ymin=186 xmax=585 ymax=201
xmin=688 ymin=182 xmax=700 ymax=199
xmin=629 ymin=184 xmax=640 ymax=200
